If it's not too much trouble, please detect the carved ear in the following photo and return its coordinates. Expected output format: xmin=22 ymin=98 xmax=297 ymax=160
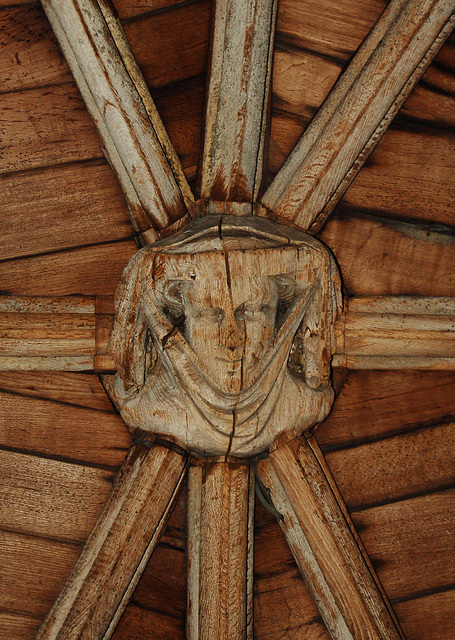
xmin=110 ymin=249 xmax=154 ymax=389
xmin=301 ymin=251 xmax=342 ymax=388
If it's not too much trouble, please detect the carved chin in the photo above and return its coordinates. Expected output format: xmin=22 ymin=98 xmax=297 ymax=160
xmin=113 ymin=369 xmax=334 ymax=458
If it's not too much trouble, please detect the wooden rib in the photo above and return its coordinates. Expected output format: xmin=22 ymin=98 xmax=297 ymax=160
xmin=261 ymin=0 xmax=455 ymax=232
xmin=187 ymin=461 xmax=254 ymax=640
xmin=256 ymin=437 xmax=403 ymax=640
xmin=199 ymin=0 xmax=277 ymax=204
xmin=41 ymin=0 xmax=196 ymax=240
xmin=1 ymin=295 xmax=454 ymax=371
xmin=35 ymin=440 xmax=188 ymax=640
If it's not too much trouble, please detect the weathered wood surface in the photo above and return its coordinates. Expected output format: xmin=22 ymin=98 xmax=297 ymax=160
xmin=36 ymin=441 xmax=188 ymax=640
xmin=199 ymin=0 xmax=277 ymax=203
xmin=2 ymin=294 xmax=454 ymax=372
xmin=257 ymin=437 xmax=403 ymax=640
xmin=394 ymin=590 xmax=455 ymax=640
xmin=262 ymin=0 xmax=455 ymax=232
xmin=187 ymin=462 xmax=254 ymax=640
xmin=41 ymin=0 xmax=195 ymax=237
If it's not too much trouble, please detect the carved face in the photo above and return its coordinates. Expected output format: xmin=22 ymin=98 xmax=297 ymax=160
xmin=183 ymin=258 xmax=279 ymax=393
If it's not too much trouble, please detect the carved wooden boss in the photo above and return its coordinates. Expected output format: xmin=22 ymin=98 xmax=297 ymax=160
xmin=32 ymin=0 xmax=455 ymax=639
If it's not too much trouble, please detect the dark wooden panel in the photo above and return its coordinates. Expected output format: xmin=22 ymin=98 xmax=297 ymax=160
xmin=0 ymin=160 xmax=133 ymax=261
xmin=0 ymin=371 xmax=117 ymax=412
xmin=0 ymin=530 xmax=80 ymax=618
xmin=0 ymin=239 xmax=138 ymax=297
xmin=325 ymin=421 xmax=455 ymax=511
xmin=342 ymin=126 xmax=455 ymax=228
xmin=1 ymin=82 xmax=102 ymax=174
xmin=354 ymin=490 xmax=455 ymax=601
xmin=394 ymin=589 xmax=455 ymax=640
xmin=320 ymin=211 xmax=455 ymax=297
xmin=0 ymin=390 xmax=129 ymax=466
xmin=0 ymin=611 xmax=41 ymax=640
xmin=124 ymin=0 xmax=211 ymax=90
xmin=114 ymin=0 xmax=188 ymax=20
xmin=316 ymin=371 xmax=455 ymax=450
xmin=0 ymin=449 xmax=113 ymax=541
xmin=112 ymin=603 xmax=185 ymax=640
xmin=0 ymin=4 xmax=71 ymax=93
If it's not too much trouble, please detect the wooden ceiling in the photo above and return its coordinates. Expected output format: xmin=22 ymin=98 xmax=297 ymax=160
xmin=1 ymin=0 xmax=454 ymax=638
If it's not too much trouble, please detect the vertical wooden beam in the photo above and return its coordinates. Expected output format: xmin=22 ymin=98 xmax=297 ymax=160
xmin=256 ymin=437 xmax=403 ymax=640
xmin=187 ymin=461 xmax=255 ymax=640
xmin=36 ymin=440 xmax=188 ymax=640
xmin=200 ymin=0 xmax=278 ymax=204
xmin=41 ymin=0 xmax=196 ymax=241
xmin=261 ymin=0 xmax=455 ymax=233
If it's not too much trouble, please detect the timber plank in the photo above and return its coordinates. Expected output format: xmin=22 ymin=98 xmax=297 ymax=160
xmin=0 ymin=161 xmax=133 ymax=261
xmin=0 ymin=239 xmax=138 ymax=297
xmin=324 ymin=421 xmax=455 ymax=511
xmin=0 ymin=371 xmax=116 ymax=411
xmin=320 ymin=211 xmax=455 ymax=297
xmin=315 ymin=371 xmax=455 ymax=450
xmin=0 ymin=530 xmax=80 ymax=618
xmin=254 ymin=500 xmax=330 ymax=639
xmin=112 ymin=603 xmax=185 ymax=640
xmin=114 ymin=0 xmax=188 ymax=20
xmin=394 ymin=589 xmax=455 ymax=640
xmin=342 ymin=126 xmax=455 ymax=228
xmin=0 ymin=611 xmax=41 ymax=640
xmin=0 ymin=449 xmax=114 ymax=541
xmin=353 ymin=490 xmax=455 ymax=601
xmin=123 ymin=0 xmax=211 ymax=90
xmin=1 ymin=82 xmax=102 ymax=174
xmin=0 ymin=4 xmax=71 ymax=93
xmin=0 ymin=390 xmax=129 ymax=466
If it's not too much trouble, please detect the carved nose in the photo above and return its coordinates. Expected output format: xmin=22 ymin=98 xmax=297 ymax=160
xmin=221 ymin=311 xmax=244 ymax=352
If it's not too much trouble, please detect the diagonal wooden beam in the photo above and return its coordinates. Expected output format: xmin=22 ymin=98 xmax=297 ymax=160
xmin=187 ymin=461 xmax=255 ymax=640
xmin=35 ymin=439 xmax=188 ymax=640
xmin=199 ymin=0 xmax=278 ymax=206
xmin=261 ymin=0 xmax=455 ymax=233
xmin=41 ymin=0 xmax=197 ymax=243
xmin=2 ymin=295 xmax=454 ymax=372
xmin=256 ymin=436 xmax=404 ymax=640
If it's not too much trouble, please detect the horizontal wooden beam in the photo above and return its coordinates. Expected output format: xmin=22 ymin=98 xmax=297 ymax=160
xmin=261 ymin=0 xmax=455 ymax=232
xmin=200 ymin=0 xmax=277 ymax=204
xmin=1 ymin=295 xmax=453 ymax=371
xmin=41 ymin=0 xmax=196 ymax=241
xmin=187 ymin=462 xmax=254 ymax=640
xmin=256 ymin=436 xmax=404 ymax=640
xmin=36 ymin=440 xmax=188 ymax=640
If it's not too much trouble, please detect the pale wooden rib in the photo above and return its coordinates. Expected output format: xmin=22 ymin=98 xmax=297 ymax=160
xmin=35 ymin=441 xmax=188 ymax=640
xmin=256 ymin=437 xmax=403 ymax=640
xmin=41 ymin=0 xmax=196 ymax=238
xmin=187 ymin=462 xmax=254 ymax=640
xmin=261 ymin=0 xmax=455 ymax=232
xmin=200 ymin=0 xmax=278 ymax=204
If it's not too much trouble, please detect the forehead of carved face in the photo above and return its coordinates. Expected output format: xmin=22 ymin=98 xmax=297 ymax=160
xmin=181 ymin=254 xmax=279 ymax=394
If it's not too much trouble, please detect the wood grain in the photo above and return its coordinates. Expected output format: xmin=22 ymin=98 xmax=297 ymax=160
xmin=315 ymin=370 xmax=455 ymax=450
xmin=187 ymin=462 xmax=254 ymax=640
xmin=353 ymin=490 xmax=455 ymax=601
xmin=394 ymin=589 xmax=455 ymax=640
xmin=36 ymin=441 xmax=188 ymax=640
xmin=114 ymin=0 xmax=189 ymax=20
xmin=0 ymin=611 xmax=41 ymax=640
xmin=199 ymin=0 xmax=277 ymax=203
xmin=320 ymin=211 xmax=455 ymax=297
xmin=111 ymin=602 xmax=185 ymax=640
xmin=262 ymin=0 xmax=455 ymax=232
xmin=42 ymin=0 xmax=195 ymax=234
xmin=257 ymin=437 xmax=402 ymax=640
xmin=0 ymin=449 xmax=113 ymax=542
xmin=0 ymin=160 xmax=133 ymax=261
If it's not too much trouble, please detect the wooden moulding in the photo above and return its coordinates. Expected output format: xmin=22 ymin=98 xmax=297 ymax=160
xmin=40 ymin=0 xmax=196 ymax=239
xmin=187 ymin=462 xmax=254 ymax=640
xmin=200 ymin=0 xmax=278 ymax=203
xmin=256 ymin=436 xmax=404 ymax=640
xmin=261 ymin=0 xmax=455 ymax=232
xmin=1 ymin=295 xmax=454 ymax=371
xmin=35 ymin=440 xmax=188 ymax=640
